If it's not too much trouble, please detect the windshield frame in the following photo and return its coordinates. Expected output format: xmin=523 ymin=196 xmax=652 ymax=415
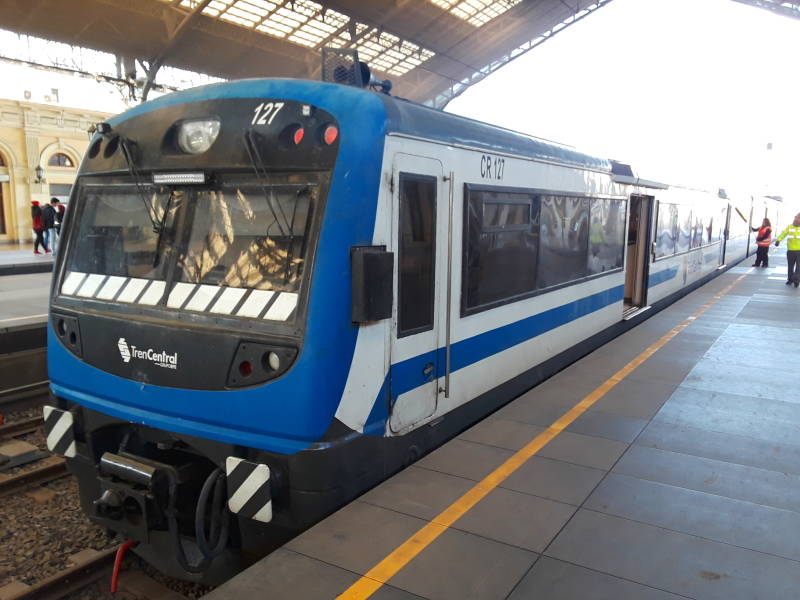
xmin=53 ymin=171 xmax=331 ymax=339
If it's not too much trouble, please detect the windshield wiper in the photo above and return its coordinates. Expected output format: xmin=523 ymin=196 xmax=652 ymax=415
xmin=120 ymin=137 xmax=161 ymax=233
xmin=242 ymin=130 xmax=288 ymax=237
xmin=152 ymin=189 xmax=177 ymax=267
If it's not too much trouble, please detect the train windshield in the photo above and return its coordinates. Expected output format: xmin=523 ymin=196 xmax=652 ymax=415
xmin=62 ymin=178 xmax=317 ymax=321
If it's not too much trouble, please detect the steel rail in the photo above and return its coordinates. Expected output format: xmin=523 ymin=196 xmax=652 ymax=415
xmin=0 ymin=457 xmax=68 ymax=497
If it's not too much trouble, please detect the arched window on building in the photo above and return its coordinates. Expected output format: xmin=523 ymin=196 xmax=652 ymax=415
xmin=0 ymin=151 xmax=7 ymax=234
xmin=48 ymin=152 xmax=74 ymax=168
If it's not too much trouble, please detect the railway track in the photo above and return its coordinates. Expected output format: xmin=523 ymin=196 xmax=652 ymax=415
xmin=0 ymin=416 xmax=42 ymax=439
xmin=0 ymin=548 xmax=117 ymax=600
xmin=0 ymin=456 xmax=68 ymax=497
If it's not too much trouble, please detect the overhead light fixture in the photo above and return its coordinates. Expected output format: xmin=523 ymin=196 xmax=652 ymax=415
xmin=34 ymin=165 xmax=45 ymax=184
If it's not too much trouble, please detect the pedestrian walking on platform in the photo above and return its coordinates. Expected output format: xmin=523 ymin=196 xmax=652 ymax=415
xmin=751 ymin=218 xmax=772 ymax=267
xmin=775 ymin=213 xmax=800 ymax=287
xmin=43 ymin=198 xmax=57 ymax=254
xmin=31 ymin=200 xmax=49 ymax=255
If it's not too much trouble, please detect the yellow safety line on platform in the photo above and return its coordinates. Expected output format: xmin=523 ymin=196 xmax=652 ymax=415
xmin=338 ymin=275 xmax=746 ymax=600
xmin=0 ymin=313 xmax=48 ymax=324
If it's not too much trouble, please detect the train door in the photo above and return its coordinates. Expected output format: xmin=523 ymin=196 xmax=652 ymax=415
xmin=388 ymin=154 xmax=448 ymax=433
xmin=623 ymin=194 xmax=652 ymax=316
xmin=720 ymin=204 xmax=731 ymax=265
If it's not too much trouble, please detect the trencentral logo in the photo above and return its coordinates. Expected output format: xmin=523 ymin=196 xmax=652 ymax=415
xmin=116 ymin=337 xmax=178 ymax=370
xmin=117 ymin=338 xmax=131 ymax=363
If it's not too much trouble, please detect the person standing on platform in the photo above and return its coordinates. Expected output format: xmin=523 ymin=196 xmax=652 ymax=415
xmin=751 ymin=218 xmax=772 ymax=267
xmin=31 ymin=201 xmax=49 ymax=255
xmin=775 ymin=213 xmax=800 ymax=287
xmin=42 ymin=198 xmax=57 ymax=255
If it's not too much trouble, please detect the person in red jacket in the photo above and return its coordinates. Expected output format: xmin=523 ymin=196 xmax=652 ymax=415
xmin=751 ymin=217 xmax=772 ymax=267
xmin=31 ymin=200 xmax=50 ymax=255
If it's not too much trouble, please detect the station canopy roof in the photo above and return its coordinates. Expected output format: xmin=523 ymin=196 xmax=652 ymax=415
xmin=1 ymin=0 xmax=798 ymax=108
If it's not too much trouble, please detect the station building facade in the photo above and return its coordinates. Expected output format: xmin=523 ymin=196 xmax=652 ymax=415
xmin=0 ymin=98 xmax=110 ymax=244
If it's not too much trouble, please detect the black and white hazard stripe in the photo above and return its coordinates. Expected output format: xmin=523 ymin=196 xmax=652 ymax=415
xmin=60 ymin=271 xmax=297 ymax=321
xmin=225 ymin=457 xmax=272 ymax=523
xmin=42 ymin=406 xmax=76 ymax=458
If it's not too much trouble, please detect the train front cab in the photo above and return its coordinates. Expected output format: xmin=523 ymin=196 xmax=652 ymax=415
xmin=44 ymin=82 xmax=393 ymax=583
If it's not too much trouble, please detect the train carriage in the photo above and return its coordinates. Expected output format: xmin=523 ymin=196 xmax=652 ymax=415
xmin=44 ymin=77 xmax=778 ymax=581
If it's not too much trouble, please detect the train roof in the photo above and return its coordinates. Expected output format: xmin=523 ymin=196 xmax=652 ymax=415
xmin=377 ymin=94 xmax=611 ymax=172
xmin=108 ymin=78 xmax=611 ymax=173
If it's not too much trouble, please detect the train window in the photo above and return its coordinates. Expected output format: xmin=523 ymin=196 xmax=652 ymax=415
xmin=675 ymin=205 xmax=692 ymax=253
xmin=462 ymin=187 xmax=539 ymax=314
xmin=587 ymin=199 xmax=626 ymax=275
xmin=398 ymin=174 xmax=436 ymax=336
xmin=654 ymin=202 xmax=677 ymax=259
xmin=68 ymin=186 xmax=182 ymax=280
xmin=537 ymin=195 xmax=589 ymax=288
xmin=716 ymin=205 xmax=727 ymax=241
xmin=690 ymin=210 xmax=705 ymax=248
xmin=177 ymin=184 xmax=314 ymax=293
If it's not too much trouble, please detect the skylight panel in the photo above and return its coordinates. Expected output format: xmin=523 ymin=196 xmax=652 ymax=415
xmin=428 ymin=0 xmax=522 ymax=27
xmin=162 ymin=0 xmax=435 ymax=77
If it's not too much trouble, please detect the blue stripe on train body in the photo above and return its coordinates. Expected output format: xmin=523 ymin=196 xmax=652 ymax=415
xmin=49 ymin=78 xmax=615 ymax=456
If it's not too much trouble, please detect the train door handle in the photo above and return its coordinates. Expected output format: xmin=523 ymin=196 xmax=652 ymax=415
xmin=423 ymin=363 xmax=434 ymax=380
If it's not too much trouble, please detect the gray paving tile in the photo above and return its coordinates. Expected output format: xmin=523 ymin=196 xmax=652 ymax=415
xmin=625 ymin=351 xmax=705 ymax=385
xmin=508 ymin=556 xmax=684 ymax=600
xmin=566 ymin=410 xmax=648 ymax=443
xmin=360 ymin=466 xmax=475 ymax=521
xmin=719 ymin=321 xmax=800 ymax=343
xmin=458 ymin=418 xmax=545 ymax=451
xmin=738 ymin=300 xmax=800 ymax=325
xmin=615 ymin=445 xmax=800 ymax=512
xmin=285 ymin=501 xmax=426 ymax=574
xmin=637 ymin=419 xmax=800 ymax=477
xmin=538 ymin=431 xmax=628 ymax=470
xmin=701 ymin=343 xmax=790 ymax=373
xmin=681 ymin=361 xmax=797 ymax=403
xmin=416 ymin=438 xmax=512 ymax=481
xmin=590 ymin=378 xmax=677 ymax=420
xmin=654 ymin=387 xmax=800 ymax=445
xmin=452 ymin=487 xmax=576 ymax=553
xmin=586 ymin=474 xmax=800 ymax=561
xmin=387 ymin=527 xmax=536 ymax=600
xmin=501 ymin=455 xmax=605 ymax=506
xmin=547 ymin=509 xmax=800 ymax=600
xmin=203 ymin=548 xmax=357 ymax=600
xmin=493 ymin=396 xmax=572 ymax=427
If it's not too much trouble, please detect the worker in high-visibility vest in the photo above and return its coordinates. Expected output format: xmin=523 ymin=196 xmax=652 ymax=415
xmin=751 ymin=218 xmax=772 ymax=268
xmin=775 ymin=213 xmax=800 ymax=287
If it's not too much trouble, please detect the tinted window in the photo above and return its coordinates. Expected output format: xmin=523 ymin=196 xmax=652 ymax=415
xmin=690 ymin=210 xmax=705 ymax=248
xmin=69 ymin=186 xmax=181 ymax=279
xmin=675 ymin=205 xmax=692 ymax=253
xmin=654 ymin=202 xmax=677 ymax=258
xmin=588 ymin=199 xmax=626 ymax=275
xmin=398 ymin=174 xmax=436 ymax=336
xmin=178 ymin=185 xmax=314 ymax=292
xmin=463 ymin=188 xmax=538 ymax=312
xmin=538 ymin=195 xmax=589 ymax=288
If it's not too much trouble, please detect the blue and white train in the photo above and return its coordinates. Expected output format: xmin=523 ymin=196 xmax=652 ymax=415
xmin=44 ymin=78 xmax=780 ymax=581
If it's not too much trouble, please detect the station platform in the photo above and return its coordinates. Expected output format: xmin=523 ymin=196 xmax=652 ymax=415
xmin=0 ymin=272 xmax=50 ymax=392
xmin=0 ymin=243 xmax=54 ymax=276
xmin=206 ymin=250 xmax=800 ymax=600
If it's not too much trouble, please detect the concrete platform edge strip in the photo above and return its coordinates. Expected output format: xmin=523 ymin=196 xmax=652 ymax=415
xmin=337 ymin=273 xmax=748 ymax=600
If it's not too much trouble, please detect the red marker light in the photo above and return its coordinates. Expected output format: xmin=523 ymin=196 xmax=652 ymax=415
xmin=323 ymin=125 xmax=338 ymax=145
xmin=238 ymin=360 xmax=253 ymax=377
xmin=293 ymin=127 xmax=305 ymax=145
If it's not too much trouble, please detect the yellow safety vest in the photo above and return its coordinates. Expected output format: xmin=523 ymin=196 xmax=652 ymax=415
xmin=777 ymin=225 xmax=800 ymax=251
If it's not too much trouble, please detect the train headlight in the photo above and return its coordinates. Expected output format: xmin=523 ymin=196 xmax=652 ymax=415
xmin=177 ymin=119 xmax=220 ymax=154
